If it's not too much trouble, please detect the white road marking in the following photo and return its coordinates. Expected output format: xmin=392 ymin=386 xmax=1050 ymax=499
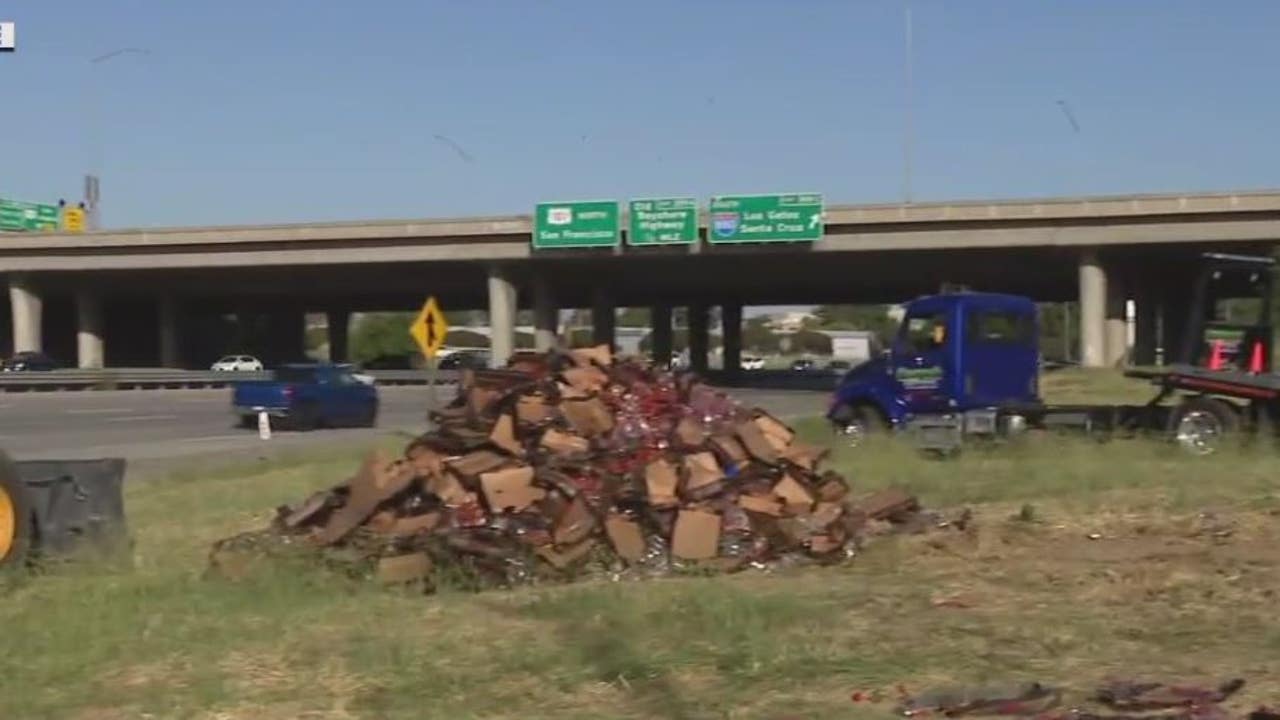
xmin=66 ymin=408 xmax=134 ymax=415
xmin=176 ymin=434 xmax=249 ymax=444
xmin=102 ymin=414 xmax=179 ymax=423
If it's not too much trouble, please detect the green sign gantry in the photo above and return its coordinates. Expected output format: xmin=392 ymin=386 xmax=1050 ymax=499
xmin=533 ymin=200 xmax=620 ymax=249
xmin=708 ymin=193 xmax=823 ymax=244
xmin=0 ymin=199 xmax=59 ymax=232
xmin=628 ymin=197 xmax=697 ymax=246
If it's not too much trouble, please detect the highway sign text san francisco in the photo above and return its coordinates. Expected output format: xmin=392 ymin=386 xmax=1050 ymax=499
xmin=708 ymin=193 xmax=824 ymax=244
xmin=533 ymin=201 xmax=620 ymax=249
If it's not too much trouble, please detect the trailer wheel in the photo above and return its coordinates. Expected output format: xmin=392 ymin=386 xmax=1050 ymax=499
xmin=0 ymin=453 xmax=33 ymax=571
xmin=1170 ymin=397 xmax=1239 ymax=456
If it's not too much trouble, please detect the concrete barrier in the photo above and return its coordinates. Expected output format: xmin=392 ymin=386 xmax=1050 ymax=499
xmin=0 ymin=368 xmax=461 ymax=392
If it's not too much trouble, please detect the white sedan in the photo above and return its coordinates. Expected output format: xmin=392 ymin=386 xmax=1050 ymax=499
xmin=210 ymin=355 xmax=264 ymax=372
xmin=740 ymin=355 xmax=766 ymax=371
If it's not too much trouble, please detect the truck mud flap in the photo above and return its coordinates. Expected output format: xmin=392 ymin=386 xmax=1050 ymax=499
xmin=14 ymin=458 xmax=128 ymax=562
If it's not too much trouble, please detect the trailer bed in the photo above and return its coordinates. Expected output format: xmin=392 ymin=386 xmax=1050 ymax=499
xmin=1126 ymin=364 xmax=1280 ymax=401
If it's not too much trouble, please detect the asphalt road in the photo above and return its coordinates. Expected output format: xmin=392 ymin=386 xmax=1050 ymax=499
xmin=1 ymin=386 xmax=828 ymax=474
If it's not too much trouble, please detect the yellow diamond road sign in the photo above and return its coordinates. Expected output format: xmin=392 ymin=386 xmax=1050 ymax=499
xmin=410 ymin=296 xmax=449 ymax=359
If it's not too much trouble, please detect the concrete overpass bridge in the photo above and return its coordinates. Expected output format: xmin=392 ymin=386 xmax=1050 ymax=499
xmin=2 ymin=189 xmax=1278 ymax=373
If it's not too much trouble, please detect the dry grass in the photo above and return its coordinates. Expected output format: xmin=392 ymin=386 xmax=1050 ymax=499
xmin=3 ymin=422 xmax=1280 ymax=718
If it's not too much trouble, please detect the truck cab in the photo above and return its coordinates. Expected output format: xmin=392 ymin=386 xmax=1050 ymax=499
xmin=827 ymin=292 xmax=1040 ymax=443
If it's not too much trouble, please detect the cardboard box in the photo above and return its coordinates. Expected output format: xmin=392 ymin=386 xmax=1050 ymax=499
xmin=856 ymin=487 xmax=919 ymax=521
xmin=553 ymin=496 xmax=596 ymax=545
xmin=605 ymin=514 xmax=647 ymax=561
xmin=426 ymin=471 xmax=471 ymax=506
xmin=672 ymin=509 xmax=721 ymax=560
xmin=388 ymin=511 xmax=442 ymax=536
xmin=406 ymin=444 xmax=447 ymax=478
xmin=516 ymin=394 xmax=554 ymax=425
xmin=737 ymin=493 xmax=784 ymax=516
xmin=560 ymin=396 xmax=615 ymax=437
xmin=683 ymin=452 xmax=723 ymax=493
xmin=782 ymin=442 xmax=828 ymax=471
xmin=479 ymin=466 xmax=545 ymax=513
xmin=488 ymin=413 xmax=524 ymax=456
xmin=376 ymin=553 xmax=433 ymax=584
xmin=316 ymin=452 xmax=415 ymax=545
xmin=754 ymin=412 xmax=795 ymax=452
xmin=535 ymin=539 xmax=596 ymax=569
xmin=447 ymin=449 xmax=511 ymax=478
xmin=711 ymin=434 xmax=751 ymax=466
xmin=675 ymin=417 xmax=708 ymax=447
xmin=772 ymin=474 xmax=815 ymax=515
xmin=811 ymin=501 xmax=844 ymax=527
xmin=540 ymin=428 xmax=590 ymax=455
xmin=734 ymin=420 xmax=780 ymax=464
xmin=815 ymin=475 xmax=849 ymax=502
xmin=645 ymin=458 xmax=680 ymax=507
xmin=570 ymin=344 xmax=612 ymax=368
xmin=562 ymin=365 xmax=610 ymax=393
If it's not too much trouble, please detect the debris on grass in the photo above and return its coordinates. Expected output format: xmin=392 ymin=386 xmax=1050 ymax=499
xmin=209 ymin=347 xmax=950 ymax=590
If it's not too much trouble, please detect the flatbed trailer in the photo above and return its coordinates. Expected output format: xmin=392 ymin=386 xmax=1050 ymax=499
xmin=829 ymin=252 xmax=1279 ymax=456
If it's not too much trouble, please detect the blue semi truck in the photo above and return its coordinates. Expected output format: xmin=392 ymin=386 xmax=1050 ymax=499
xmin=827 ymin=253 xmax=1279 ymax=455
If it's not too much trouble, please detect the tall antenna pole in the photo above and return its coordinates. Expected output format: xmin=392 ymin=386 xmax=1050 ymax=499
xmin=903 ymin=2 xmax=914 ymax=204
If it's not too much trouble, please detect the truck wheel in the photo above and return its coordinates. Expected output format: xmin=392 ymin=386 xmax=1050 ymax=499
xmin=834 ymin=405 xmax=884 ymax=448
xmin=0 ymin=453 xmax=33 ymax=571
xmin=1169 ymin=397 xmax=1239 ymax=456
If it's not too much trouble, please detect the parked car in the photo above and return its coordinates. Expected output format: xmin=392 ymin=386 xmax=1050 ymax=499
xmin=439 ymin=350 xmax=490 ymax=370
xmin=1 ymin=352 xmax=59 ymax=372
xmin=826 ymin=360 xmax=853 ymax=374
xmin=231 ymin=363 xmax=378 ymax=430
xmin=211 ymin=355 xmax=264 ymax=372
xmin=790 ymin=358 xmax=817 ymax=372
xmin=740 ymin=355 xmax=766 ymax=371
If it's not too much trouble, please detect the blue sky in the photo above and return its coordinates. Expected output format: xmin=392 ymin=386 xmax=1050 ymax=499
xmin=3 ymin=0 xmax=1280 ymax=228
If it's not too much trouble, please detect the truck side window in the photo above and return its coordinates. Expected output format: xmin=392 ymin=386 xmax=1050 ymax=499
xmin=967 ymin=311 xmax=1033 ymax=345
xmin=902 ymin=313 xmax=948 ymax=353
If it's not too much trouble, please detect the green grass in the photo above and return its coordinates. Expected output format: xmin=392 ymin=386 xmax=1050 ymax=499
xmin=4 ymin=423 xmax=1280 ymax=719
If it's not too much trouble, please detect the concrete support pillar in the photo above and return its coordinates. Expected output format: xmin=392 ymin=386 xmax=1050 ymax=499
xmin=591 ymin=288 xmax=615 ymax=350
xmin=1104 ymin=269 xmax=1128 ymax=367
xmin=159 ymin=297 xmax=181 ymax=368
xmin=9 ymin=275 xmax=42 ymax=354
xmin=688 ymin=303 xmax=709 ymax=374
xmin=1078 ymin=252 xmax=1107 ymax=368
xmin=75 ymin=291 xmax=105 ymax=369
xmin=532 ymin=277 xmax=558 ymax=352
xmin=650 ymin=305 xmax=673 ymax=366
xmin=487 ymin=266 xmax=516 ymax=367
xmin=326 ymin=310 xmax=350 ymax=363
xmin=721 ymin=303 xmax=743 ymax=383
xmin=1132 ymin=280 xmax=1158 ymax=366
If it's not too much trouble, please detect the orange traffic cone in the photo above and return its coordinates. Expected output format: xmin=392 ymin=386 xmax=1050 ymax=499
xmin=1208 ymin=340 xmax=1225 ymax=370
xmin=1249 ymin=341 xmax=1265 ymax=374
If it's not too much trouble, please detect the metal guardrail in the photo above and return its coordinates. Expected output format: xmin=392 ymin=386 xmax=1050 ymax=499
xmin=0 ymin=368 xmax=461 ymax=392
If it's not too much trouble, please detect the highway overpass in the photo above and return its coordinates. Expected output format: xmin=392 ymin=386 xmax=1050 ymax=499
xmin=2 ymin=189 xmax=1278 ymax=372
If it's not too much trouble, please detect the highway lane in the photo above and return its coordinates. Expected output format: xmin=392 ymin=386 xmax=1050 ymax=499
xmin=0 ymin=385 xmax=829 ymax=472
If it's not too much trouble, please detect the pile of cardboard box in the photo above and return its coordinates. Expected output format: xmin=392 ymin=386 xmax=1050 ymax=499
xmin=209 ymin=347 xmax=927 ymax=588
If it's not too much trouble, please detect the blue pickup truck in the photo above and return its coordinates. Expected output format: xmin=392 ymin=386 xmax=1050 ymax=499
xmin=827 ymin=253 xmax=1280 ymax=455
xmin=232 ymin=363 xmax=378 ymax=430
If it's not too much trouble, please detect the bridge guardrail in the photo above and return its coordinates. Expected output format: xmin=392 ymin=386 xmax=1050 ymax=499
xmin=0 ymin=368 xmax=461 ymax=392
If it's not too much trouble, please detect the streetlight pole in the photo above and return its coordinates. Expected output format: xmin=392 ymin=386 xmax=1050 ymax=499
xmin=86 ymin=47 xmax=148 ymax=230
xmin=902 ymin=1 xmax=914 ymax=205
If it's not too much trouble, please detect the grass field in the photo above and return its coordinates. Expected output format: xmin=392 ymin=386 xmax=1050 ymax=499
xmin=4 ymin=416 xmax=1280 ymax=718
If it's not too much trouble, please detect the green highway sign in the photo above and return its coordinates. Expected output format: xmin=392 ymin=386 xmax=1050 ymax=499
xmin=0 ymin=199 xmax=59 ymax=232
xmin=628 ymin=197 xmax=698 ymax=246
xmin=708 ymin=193 xmax=823 ymax=244
xmin=533 ymin=200 xmax=620 ymax=249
